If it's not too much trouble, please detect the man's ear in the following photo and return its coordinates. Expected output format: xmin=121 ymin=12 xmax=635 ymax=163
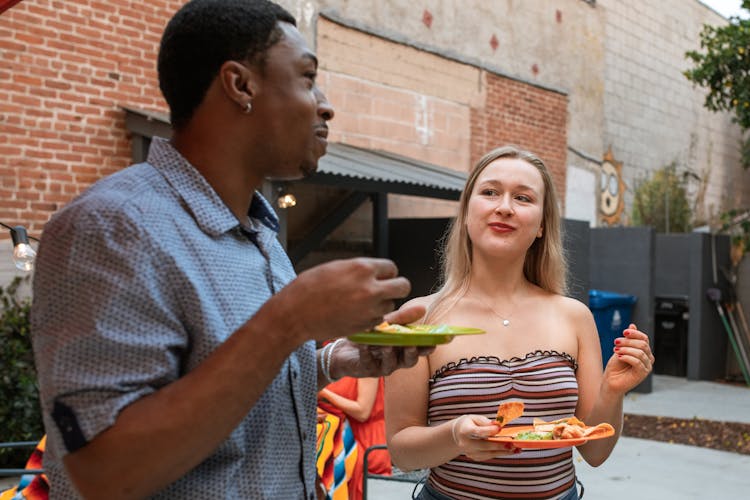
xmin=218 ymin=60 xmax=258 ymax=109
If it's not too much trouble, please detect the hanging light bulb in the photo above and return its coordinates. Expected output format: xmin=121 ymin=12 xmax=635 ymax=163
xmin=277 ymin=185 xmax=297 ymax=209
xmin=10 ymin=226 xmax=36 ymax=272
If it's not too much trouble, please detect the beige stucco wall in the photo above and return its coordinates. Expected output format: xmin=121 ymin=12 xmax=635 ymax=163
xmin=316 ymin=17 xmax=478 ymax=221
xmin=287 ymin=0 xmax=605 ymax=159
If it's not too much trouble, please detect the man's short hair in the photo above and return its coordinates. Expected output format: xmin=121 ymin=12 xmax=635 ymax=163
xmin=158 ymin=0 xmax=296 ymax=130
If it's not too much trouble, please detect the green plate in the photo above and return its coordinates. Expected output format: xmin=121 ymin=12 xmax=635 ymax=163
xmin=348 ymin=325 xmax=485 ymax=346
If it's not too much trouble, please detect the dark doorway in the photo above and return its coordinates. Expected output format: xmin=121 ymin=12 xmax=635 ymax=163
xmin=389 ymin=218 xmax=451 ymax=305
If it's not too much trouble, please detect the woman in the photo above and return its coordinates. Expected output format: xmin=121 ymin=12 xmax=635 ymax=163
xmin=319 ymin=377 xmax=391 ymax=500
xmin=385 ymin=146 xmax=654 ymax=500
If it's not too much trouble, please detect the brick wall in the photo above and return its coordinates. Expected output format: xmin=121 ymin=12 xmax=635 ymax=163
xmin=471 ymin=72 xmax=569 ymax=207
xmin=0 ymin=0 xmax=180 ymax=238
xmin=0 ymin=1 xmax=570 ymax=244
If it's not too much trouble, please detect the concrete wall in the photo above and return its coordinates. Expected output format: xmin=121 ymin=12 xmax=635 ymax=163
xmin=590 ymin=226 xmax=655 ymax=392
xmin=654 ymin=233 xmax=692 ymax=297
xmin=598 ymin=0 xmax=749 ymax=225
xmin=563 ymin=218 xmax=591 ymax=305
xmin=687 ymin=232 xmax=732 ymax=381
xmin=738 ymin=256 xmax=750 ymax=348
xmin=589 ymin=230 xmax=735 ymax=383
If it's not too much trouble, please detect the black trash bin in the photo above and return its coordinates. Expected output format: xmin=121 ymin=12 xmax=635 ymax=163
xmin=653 ymin=296 xmax=689 ymax=376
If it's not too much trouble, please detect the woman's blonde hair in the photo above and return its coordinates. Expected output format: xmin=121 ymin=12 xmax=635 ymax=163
xmin=425 ymin=145 xmax=567 ymax=322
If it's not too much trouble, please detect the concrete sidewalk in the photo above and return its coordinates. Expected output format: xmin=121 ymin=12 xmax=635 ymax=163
xmin=367 ymin=375 xmax=750 ymax=499
xmin=623 ymin=374 xmax=750 ymax=424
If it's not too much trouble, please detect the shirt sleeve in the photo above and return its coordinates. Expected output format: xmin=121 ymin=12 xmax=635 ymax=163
xmin=31 ymin=196 xmax=186 ymax=455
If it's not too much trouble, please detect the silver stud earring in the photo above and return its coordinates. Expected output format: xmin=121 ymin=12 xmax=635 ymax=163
xmin=243 ymin=102 xmax=252 ymax=114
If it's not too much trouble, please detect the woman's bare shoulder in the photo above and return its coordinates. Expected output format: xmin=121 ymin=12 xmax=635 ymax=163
xmin=400 ymin=293 xmax=440 ymax=310
xmin=554 ymin=294 xmax=594 ymax=321
xmin=533 ymin=289 xmax=592 ymax=320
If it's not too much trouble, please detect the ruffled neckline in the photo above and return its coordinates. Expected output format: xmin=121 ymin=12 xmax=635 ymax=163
xmin=431 ymin=350 xmax=578 ymax=380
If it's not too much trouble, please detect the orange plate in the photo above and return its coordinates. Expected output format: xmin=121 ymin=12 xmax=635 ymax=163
xmin=486 ymin=425 xmax=614 ymax=449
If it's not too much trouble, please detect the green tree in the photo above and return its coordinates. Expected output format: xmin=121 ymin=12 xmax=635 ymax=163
xmin=720 ymin=208 xmax=750 ymax=256
xmin=631 ymin=164 xmax=692 ymax=233
xmin=0 ymin=277 xmax=43 ymax=469
xmin=684 ymin=1 xmax=750 ymax=168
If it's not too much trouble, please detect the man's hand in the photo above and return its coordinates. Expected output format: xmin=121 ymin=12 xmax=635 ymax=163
xmin=328 ymin=304 xmax=436 ymax=379
xmin=269 ymin=258 xmax=412 ymax=344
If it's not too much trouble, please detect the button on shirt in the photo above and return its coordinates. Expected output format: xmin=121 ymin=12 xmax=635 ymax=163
xmin=31 ymin=138 xmax=318 ymax=498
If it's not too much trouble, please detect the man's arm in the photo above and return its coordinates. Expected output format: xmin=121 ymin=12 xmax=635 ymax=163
xmin=59 ymin=258 xmax=413 ymax=498
xmin=63 ymin=295 xmax=300 ymax=499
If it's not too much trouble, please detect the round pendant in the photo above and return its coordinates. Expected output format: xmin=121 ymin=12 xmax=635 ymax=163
xmin=502 ymin=319 xmax=510 ymax=327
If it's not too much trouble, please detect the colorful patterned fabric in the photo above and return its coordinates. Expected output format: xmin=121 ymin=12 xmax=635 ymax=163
xmin=0 ymin=436 xmax=48 ymax=500
xmin=427 ymin=351 xmax=579 ymax=499
xmin=318 ymin=377 xmax=391 ymax=500
xmin=316 ymin=410 xmax=358 ymax=500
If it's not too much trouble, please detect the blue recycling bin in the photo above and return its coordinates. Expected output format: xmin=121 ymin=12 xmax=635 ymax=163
xmin=588 ymin=290 xmax=637 ymax=367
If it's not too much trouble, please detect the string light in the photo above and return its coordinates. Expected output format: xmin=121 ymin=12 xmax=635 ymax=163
xmin=0 ymin=222 xmax=39 ymax=272
xmin=276 ymin=184 xmax=297 ymax=209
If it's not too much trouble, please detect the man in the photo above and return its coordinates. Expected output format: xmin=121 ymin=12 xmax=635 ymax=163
xmin=31 ymin=1 xmax=430 ymax=498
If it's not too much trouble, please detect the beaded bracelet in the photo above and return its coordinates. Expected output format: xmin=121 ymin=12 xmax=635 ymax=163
xmin=319 ymin=343 xmax=331 ymax=383
xmin=321 ymin=338 xmax=345 ymax=385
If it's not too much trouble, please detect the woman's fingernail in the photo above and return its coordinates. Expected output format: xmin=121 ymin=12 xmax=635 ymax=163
xmin=614 ymin=339 xmax=621 ymax=345
xmin=614 ymin=347 xmax=620 ymax=352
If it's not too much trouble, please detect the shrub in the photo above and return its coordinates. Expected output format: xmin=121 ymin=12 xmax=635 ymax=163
xmin=0 ymin=276 xmax=43 ymax=469
xmin=631 ymin=163 xmax=692 ymax=233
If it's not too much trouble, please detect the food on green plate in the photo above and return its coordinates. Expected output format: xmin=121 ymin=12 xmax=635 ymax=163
xmin=374 ymin=321 xmax=414 ymax=333
xmin=374 ymin=322 xmax=452 ymax=333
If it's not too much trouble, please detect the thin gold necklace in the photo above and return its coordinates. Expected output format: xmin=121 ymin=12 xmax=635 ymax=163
xmin=471 ymin=293 xmax=513 ymax=327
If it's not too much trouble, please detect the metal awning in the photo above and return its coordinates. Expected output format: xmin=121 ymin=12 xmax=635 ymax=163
xmin=122 ymin=106 xmax=467 ymax=200
xmin=122 ymin=106 xmax=464 ymax=262
xmin=307 ymin=143 xmax=466 ymax=200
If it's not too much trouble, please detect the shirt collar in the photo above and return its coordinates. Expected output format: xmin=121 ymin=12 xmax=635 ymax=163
xmin=147 ymin=137 xmax=279 ymax=236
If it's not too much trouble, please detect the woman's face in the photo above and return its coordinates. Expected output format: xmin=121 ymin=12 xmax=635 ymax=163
xmin=465 ymin=157 xmax=545 ymax=259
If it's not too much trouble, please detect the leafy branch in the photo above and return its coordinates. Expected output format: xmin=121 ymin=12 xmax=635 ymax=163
xmin=684 ymin=1 xmax=750 ymax=168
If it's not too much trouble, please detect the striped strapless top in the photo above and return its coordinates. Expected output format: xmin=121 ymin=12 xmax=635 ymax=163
xmin=426 ymin=351 xmax=579 ymax=500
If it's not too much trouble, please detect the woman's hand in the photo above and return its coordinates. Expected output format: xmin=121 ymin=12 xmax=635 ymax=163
xmin=602 ymin=323 xmax=654 ymax=394
xmin=450 ymin=415 xmax=519 ymax=461
xmin=318 ymin=388 xmax=334 ymax=403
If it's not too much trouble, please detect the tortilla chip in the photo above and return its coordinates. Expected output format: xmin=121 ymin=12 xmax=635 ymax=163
xmin=495 ymin=401 xmax=524 ymax=426
xmin=566 ymin=416 xmax=586 ymax=428
xmin=532 ymin=416 xmax=585 ymax=432
xmin=582 ymin=422 xmax=615 ymax=437
xmin=532 ymin=418 xmax=556 ymax=433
